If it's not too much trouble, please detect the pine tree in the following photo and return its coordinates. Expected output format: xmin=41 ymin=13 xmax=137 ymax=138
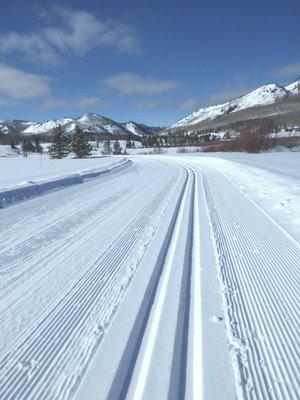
xmin=34 ymin=136 xmax=43 ymax=153
xmin=126 ymin=139 xmax=132 ymax=148
xmin=102 ymin=140 xmax=112 ymax=155
xmin=71 ymin=125 xmax=92 ymax=158
xmin=113 ymin=140 xmax=122 ymax=155
xmin=48 ymin=125 xmax=70 ymax=159
xmin=22 ymin=138 xmax=35 ymax=153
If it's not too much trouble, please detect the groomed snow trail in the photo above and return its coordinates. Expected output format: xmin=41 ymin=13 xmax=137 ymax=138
xmin=1 ymin=156 xmax=299 ymax=400
xmin=75 ymin=162 xmax=234 ymax=400
xmin=199 ymin=164 xmax=300 ymax=400
xmin=124 ymin=166 xmax=201 ymax=400
xmin=0 ymin=160 xmax=185 ymax=400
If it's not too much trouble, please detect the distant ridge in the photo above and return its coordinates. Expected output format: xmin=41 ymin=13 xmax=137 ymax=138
xmin=0 ymin=113 xmax=164 ymax=137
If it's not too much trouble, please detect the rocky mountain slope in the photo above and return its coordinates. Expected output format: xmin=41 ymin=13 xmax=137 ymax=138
xmin=170 ymin=79 xmax=300 ymax=131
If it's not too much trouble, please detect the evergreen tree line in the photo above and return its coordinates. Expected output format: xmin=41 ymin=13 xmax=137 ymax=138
xmin=0 ymin=133 xmax=39 ymax=151
xmin=21 ymin=136 xmax=43 ymax=154
xmin=101 ymin=139 xmax=124 ymax=155
xmin=48 ymin=125 xmax=92 ymax=159
xmin=48 ymin=124 xmax=125 ymax=159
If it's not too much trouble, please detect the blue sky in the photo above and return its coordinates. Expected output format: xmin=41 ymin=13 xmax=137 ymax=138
xmin=0 ymin=0 xmax=299 ymax=126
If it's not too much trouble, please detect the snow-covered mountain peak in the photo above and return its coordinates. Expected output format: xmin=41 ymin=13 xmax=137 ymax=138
xmin=171 ymin=82 xmax=291 ymax=129
xmin=77 ymin=113 xmax=104 ymax=124
xmin=233 ymin=83 xmax=287 ymax=110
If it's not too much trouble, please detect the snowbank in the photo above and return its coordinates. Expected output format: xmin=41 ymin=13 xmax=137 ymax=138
xmin=0 ymin=156 xmax=131 ymax=207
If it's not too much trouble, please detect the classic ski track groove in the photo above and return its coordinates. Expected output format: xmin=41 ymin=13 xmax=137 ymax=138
xmin=118 ymin=166 xmax=203 ymax=400
xmin=127 ymin=167 xmax=192 ymax=400
xmin=202 ymin=169 xmax=300 ymax=400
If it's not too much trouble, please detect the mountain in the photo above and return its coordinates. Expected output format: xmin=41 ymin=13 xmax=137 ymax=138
xmin=170 ymin=79 xmax=300 ymax=131
xmin=0 ymin=119 xmax=36 ymax=135
xmin=0 ymin=113 xmax=163 ymax=137
xmin=285 ymin=79 xmax=300 ymax=95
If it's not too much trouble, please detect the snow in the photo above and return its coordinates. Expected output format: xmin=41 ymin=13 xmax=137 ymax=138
xmin=0 ymin=145 xmax=22 ymax=158
xmin=77 ymin=113 xmax=103 ymax=125
xmin=0 ymin=152 xmax=118 ymax=189
xmin=124 ymin=122 xmax=139 ymax=135
xmin=234 ymin=83 xmax=286 ymax=109
xmin=269 ymin=129 xmax=300 ymax=138
xmin=123 ymin=122 xmax=145 ymax=136
xmin=103 ymin=124 xmax=122 ymax=134
xmin=175 ymin=152 xmax=300 ymax=241
xmin=0 ymin=150 xmax=299 ymax=400
xmin=24 ymin=118 xmax=73 ymax=134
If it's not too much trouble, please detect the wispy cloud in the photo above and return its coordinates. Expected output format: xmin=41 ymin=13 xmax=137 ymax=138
xmin=0 ymin=63 xmax=50 ymax=106
xmin=40 ymin=95 xmax=107 ymax=110
xmin=269 ymin=62 xmax=300 ymax=78
xmin=103 ymin=73 xmax=179 ymax=95
xmin=0 ymin=7 xmax=141 ymax=65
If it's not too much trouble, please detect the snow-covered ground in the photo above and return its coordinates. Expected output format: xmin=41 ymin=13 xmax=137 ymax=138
xmin=0 ymin=142 xmax=140 ymax=190
xmin=0 ymin=149 xmax=299 ymax=400
xmin=181 ymin=152 xmax=300 ymax=241
xmin=0 ymin=152 xmax=117 ymax=189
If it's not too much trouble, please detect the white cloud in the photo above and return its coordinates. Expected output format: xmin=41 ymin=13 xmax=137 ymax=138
xmin=0 ymin=63 xmax=50 ymax=105
xmin=269 ymin=62 xmax=300 ymax=78
xmin=40 ymin=95 xmax=106 ymax=110
xmin=0 ymin=7 xmax=141 ymax=65
xmin=0 ymin=63 xmax=107 ymax=109
xmin=104 ymin=72 xmax=179 ymax=95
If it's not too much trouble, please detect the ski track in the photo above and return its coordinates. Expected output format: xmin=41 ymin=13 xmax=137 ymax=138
xmin=99 ymin=165 xmax=199 ymax=400
xmin=0 ymin=156 xmax=299 ymax=400
xmin=201 ymin=166 xmax=300 ymax=400
xmin=125 ymin=166 xmax=193 ymax=400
